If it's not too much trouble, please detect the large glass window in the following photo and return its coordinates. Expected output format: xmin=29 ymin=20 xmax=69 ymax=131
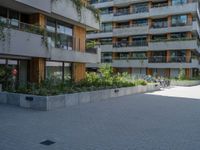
xmin=64 ymin=63 xmax=71 ymax=81
xmin=56 ymin=22 xmax=73 ymax=50
xmin=132 ymin=3 xmax=149 ymax=14
xmin=9 ymin=10 xmax=19 ymax=28
xmin=170 ymin=50 xmax=186 ymax=62
xmin=130 ymin=52 xmax=147 ymax=59
xmin=47 ymin=19 xmax=56 ymax=48
xmin=47 ymin=18 xmax=73 ymax=50
xmin=171 ymin=15 xmax=187 ymax=26
xmin=172 ymin=0 xmax=187 ymax=5
xmin=46 ymin=61 xmax=63 ymax=80
xmin=100 ymin=23 xmax=112 ymax=32
xmin=101 ymin=52 xmax=112 ymax=63
xmin=45 ymin=61 xmax=72 ymax=81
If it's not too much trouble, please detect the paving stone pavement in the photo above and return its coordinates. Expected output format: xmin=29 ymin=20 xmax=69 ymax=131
xmin=0 ymin=86 xmax=200 ymax=150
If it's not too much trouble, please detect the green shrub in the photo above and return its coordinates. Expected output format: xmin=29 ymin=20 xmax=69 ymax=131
xmin=178 ymin=68 xmax=186 ymax=80
xmin=6 ymin=65 xmax=148 ymax=96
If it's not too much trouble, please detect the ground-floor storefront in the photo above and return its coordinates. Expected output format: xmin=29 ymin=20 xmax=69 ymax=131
xmin=0 ymin=56 xmax=85 ymax=90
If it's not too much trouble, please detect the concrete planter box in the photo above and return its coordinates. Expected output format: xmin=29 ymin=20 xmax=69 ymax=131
xmin=0 ymin=84 xmax=160 ymax=111
xmin=171 ymin=80 xmax=200 ymax=87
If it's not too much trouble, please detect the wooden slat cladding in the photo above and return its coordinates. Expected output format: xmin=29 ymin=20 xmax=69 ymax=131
xmin=72 ymin=63 xmax=86 ymax=82
xmin=73 ymin=26 xmax=86 ymax=52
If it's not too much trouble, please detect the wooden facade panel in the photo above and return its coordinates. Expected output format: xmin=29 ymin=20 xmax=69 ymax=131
xmin=73 ymin=26 xmax=86 ymax=52
xmin=72 ymin=63 xmax=86 ymax=82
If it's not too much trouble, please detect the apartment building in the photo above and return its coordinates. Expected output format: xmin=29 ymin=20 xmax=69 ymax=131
xmin=87 ymin=0 xmax=200 ymax=79
xmin=0 ymin=0 xmax=100 ymax=87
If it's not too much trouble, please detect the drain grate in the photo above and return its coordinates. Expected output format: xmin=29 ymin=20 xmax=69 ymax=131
xmin=40 ymin=140 xmax=55 ymax=146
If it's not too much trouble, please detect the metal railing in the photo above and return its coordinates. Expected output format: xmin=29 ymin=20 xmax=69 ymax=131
xmin=0 ymin=17 xmax=93 ymax=52
xmin=113 ymin=40 xmax=148 ymax=48
xmin=148 ymin=56 xmax=192 ymax=63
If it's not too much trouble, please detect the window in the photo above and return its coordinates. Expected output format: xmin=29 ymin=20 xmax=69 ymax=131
xmin=0 ymin=6 xmax=7 ymax=23
xmin=47 ymin=18 xmax=73 ymax=50
xmin=100 ymin=7 xmax=113 ymax=14
xmin=9 ymin=10 xmax=19 ymax=28
xmin=56 ymin=23 xmax=73 ymax=50
xmin=45 ymin=61 xmax=72 ymax=81
xmin=172 ymin=0 xmax=187 ymax=5
xmin=64 ymin=63 xmax=72 ymax=81
xmin=170 ymin=50 xmax=186 ymax=62
xmin=100 ymin=23 xmax=112 ymax=32
xmin=46 ymin=61 xmax=63 ymax=80
xmin=132 ymin=3 xmax=149 ymax=14
xmin=171 ymin=32 xmax=187 ymax=39
xmin=133 ymin=19 xmax=148 ymax=26
xmin=171 ymin=15 xmax=187 ymax=26
xmin=101 ymin=52 xmax=112 ymax=63
xmin=152 ymin=18 xmax=168 ymax=28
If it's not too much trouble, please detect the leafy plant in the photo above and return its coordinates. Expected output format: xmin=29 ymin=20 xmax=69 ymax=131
xmin=86 ymin=40 xmax=96 ymax=49
xmin=178 ymin=68 xmax=186 ymax=80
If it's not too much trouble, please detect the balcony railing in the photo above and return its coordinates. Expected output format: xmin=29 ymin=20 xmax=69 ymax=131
xmin=114 ymin=10 xmax=129 ymax=16
xmin=114 ymin=57 xmax=147 ymax=60
xmin=114 ymin=23 xmax=148 ymax=29
xmin=152 ymin=3 xmax=168 ymax=8
xmin=132 ymin=7 xmax=149 ymax=14
xmin=148 ymin=56 xmax=191 ymax=63
xmin=152 ymin=21 xmax=168 ymax=28
xmin=113 ymin=40 xmax=148 ymax=48
xmin=150 ymin=37 xmax=196 ymax=42
xmin=0 ymin=17 xmax=88 ymax=52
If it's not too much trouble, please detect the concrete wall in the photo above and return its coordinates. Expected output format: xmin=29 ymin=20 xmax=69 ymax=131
xmin=52 ymin=0 xmax=99 ymax=30
xmin=87 ymin=32 xmax=113 ymax=39
xmin=150 ymin=3 xmax=197 ymax=17
xmin=0 ymin=84 xmax=160 ymax=111
xmin=0 ymin=29 xmax=100 ymax=63
xmin=15 ymin=0 xmax=51 ymax=13
xmin=149 ymin=40 xmax=198 ymax=51
xmin=113 ymin=26 xmax=149 ymax=37
xmin=171 ymin=80 xmax=200 ymax=86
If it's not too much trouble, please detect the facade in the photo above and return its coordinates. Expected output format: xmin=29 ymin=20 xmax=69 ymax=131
xmin=0 ymin=0 xmax=100 ymax=87
xmin=87 ymin=0 xmax=200 ymax=79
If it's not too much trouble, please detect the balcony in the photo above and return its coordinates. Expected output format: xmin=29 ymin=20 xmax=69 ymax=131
xmin=112 ymin=58 xmax=148 ymax=68
xmin=113 ymin=8 xmax=149 ymax=21
xmin=113 ymin=24 xmax=149 ymax=36
xmin=101 ymin=13 xmax=114 ymax=22
xmin=0 ymin=20 xmax=99 ymax=64
xmin=113 ymin=41 xmax=148 ymax=52
xmin=92 ymin=0 xmax=114 ymax=8
xmin=150 ymin=2 xmax=198 ymax=17
xmin=100 ymin=44 xmax=113 ymax=52
xmin=148 ymin=56 xmax=199 ymax=68
xmin=149 ymin=38 xmax=199 ymax=51
xmin=87 ymin=31 xmax=113 ymax=39
xmin=150 ymin=22 xmax=195 ymax=34
xmin=114 ymin=0 xmax=148 ymax=6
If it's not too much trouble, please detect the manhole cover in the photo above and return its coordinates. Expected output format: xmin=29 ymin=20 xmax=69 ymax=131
xmin=40 ymin=140 xmax=55 ymax=146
